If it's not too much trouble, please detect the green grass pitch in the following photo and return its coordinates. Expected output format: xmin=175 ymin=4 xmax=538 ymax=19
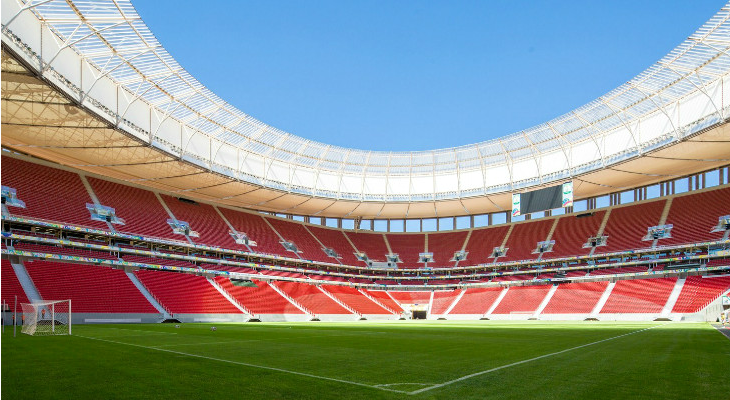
xmin=2 ymin=321 xmax=729 ymax=399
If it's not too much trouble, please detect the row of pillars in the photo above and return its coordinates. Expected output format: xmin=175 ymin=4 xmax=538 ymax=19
xmin=275 ymin=165 xmax=729 ymax=232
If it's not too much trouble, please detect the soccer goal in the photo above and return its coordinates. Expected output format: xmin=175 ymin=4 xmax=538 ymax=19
xmin=20 ymin=300 xmax=71 ymax=336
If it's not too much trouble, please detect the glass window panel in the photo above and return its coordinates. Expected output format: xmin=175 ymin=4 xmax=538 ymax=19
xmin=492 ymin=213 xmax=507 ymax=225
xmin=438 ymin=217 xmax=454 ymax=231
xmin=455 ymin=216 xmax=470 ymax=229
xmin=390 ymin=220 xmax=405 ymax=232
xmin=406 ymin=219 xmax=421 ymax=232
xmin=474 ymin=215 xmax=488 ymax=227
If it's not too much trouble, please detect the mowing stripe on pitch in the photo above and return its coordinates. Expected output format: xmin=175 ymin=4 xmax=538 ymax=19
xmin=409 ymin=323 xmax=670 ymax=395
xmin=76 ymin=334 xmax=409 ymax=394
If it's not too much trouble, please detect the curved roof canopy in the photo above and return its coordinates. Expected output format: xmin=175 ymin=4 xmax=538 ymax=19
xmin=2 ymin=0 xmax=730 ymax=217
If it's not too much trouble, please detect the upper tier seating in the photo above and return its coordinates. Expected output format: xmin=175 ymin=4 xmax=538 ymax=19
xmin=427 ymin=231 xmax=469 ymax=267
xmin=492 ymin=286 xmax=551 ymax=314
xmin=266 ymin=218 xmax=333 ymax=263
xmin=24 ymin=260 xmax=157 ymax=313
xmin=385 ymin=234 xmax=425 ymax=267
xmin=602 ymin=200 xmax=666 ymax=252
xmin=135 ymin=270 xmax=241 ymax=314
xmin=546 ymin=211 xmax=606 ymax=258
xmin=541 ymin=282 xmax=608 ymax=314
xmin=500 ymin=219 xmax=554 ymax=262
xmin=600 ymin=278 xmax=677 ymax=313
xmin=449 ymin=287 xmax=503 ymax=314
xmin=88 ymin=177 xmax=181 ymax=240
xmin=2 ymin=259 xmax=29 ymax=305
xmin=462 ymin=225 xmax=510 ymax=265
xmin=345 ymin=231 xmax=389 ymax=262
xmin=671 ymin=275 xmax=730 ymax=313
xmin=306 ymin=226 xmax=360 ymax=265
xmin=662 ymin=187 xmax=730 ymax=245
xmin=3 ymin=156 xmax=729 ymax=274
xmin=273 ymin=281 xmax=351 ymax=314
xmin=3 ymin=157 xmax=106 ymax=229
xmin=214 ymin=277 xmax=303 ymax=315
xmin=430 ymin=290 xmax=461 ymax=314
xmin=321 ymin=286 xmax=391 ymax=314
xmin=160 ymin=195 xmax=236 ymax=248
xmin=217 ymin=208 xmax=288 ymax=256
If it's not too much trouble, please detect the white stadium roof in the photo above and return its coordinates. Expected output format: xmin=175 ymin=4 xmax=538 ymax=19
xmin=2 ymin=0 xmax=730 ymax=218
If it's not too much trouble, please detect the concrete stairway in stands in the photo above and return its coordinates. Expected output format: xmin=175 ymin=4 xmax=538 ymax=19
xmin=589 ymin=281 xmax=616 ymax=318
xmin=207 ymin=277 xmax=255 ymax=318
xmin=484 ymin=287 xmax=509 ymax=317
xmin=358 ymin=289 xmax=400 ymax=315
xmin=10 ymin=259 xmax=42 ymax=302
xmin=532 ymin=284 xmax=558 ymax=318
xmin=126 ymin=271 xmax=171 ymax=319
xmin=269 ymin=282 xmax=315 ymax=318
xmin=443 ymin=289 xmax=466 ymax=315
xmin=660 ymin=277 xmax=686 ymax=318
xmin=317 ymin=286 xmax=360 ymax=317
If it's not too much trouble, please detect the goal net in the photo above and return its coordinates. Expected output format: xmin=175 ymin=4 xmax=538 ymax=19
xmin=20 ymin=300 xmax=71 ymax=336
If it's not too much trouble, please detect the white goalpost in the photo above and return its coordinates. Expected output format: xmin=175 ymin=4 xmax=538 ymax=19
xmin=20 ymin=300 xmax=71 ymax=336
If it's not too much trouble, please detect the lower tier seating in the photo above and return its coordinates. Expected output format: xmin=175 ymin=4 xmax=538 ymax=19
xmin=2 ymin=259 xmax=29 ymax=305
xmin=430 ymin=290 xmax=461 ymax=314
xmin=600 ymin=278 xmax=677 ymax=314
xmin=363 ymin=290 xmax=403 ymax=312
xmin=135 ymin=270 xmax=241 ymax=314
xmin=321 ymin=286 xmax=392 ymax=314
xmin=388 ymin=291 xmax=431 ymax=304
xmin=449 ymin=288 xmax=503 ymax=314
xmin=5 ymin=256 xmax=729 ymax=318
xmin=671 ymin=276 xmax=730 ymax=313
xmin=273 ymin=281 xmax=351 ymax=314
xmin=214 ymin=278 xmax=303 ymax=315
xmin=24 ymin=260 xmax=158 ymax=313
xmin=542 ymin=282 xmax=608 ymax=314
xmin=492 ymin=286 xmax=551 ymax=314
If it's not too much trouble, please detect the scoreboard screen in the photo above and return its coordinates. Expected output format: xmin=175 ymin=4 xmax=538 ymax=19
xmin=512 ymin=181 xmax=573 ymax=217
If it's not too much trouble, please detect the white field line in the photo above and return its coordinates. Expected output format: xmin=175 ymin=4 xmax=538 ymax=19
xmin=375 ymin=382 xmax=435 ymax=388
xmin=88 ymin=333 xmax=178 ymax=339
xmin=154 ymin=339 xmax=265 ymax=347
xmin=409 ymin=323 xmax=670 ymax=395
xmin=86 ymin=327 xmax=178 ymax=335
xmin=154 ymin=333 xmax=356 ymax=348
xmin=76 ymin=334 xmax=409 ymax=395
xmin=712 ymin=325 xmax=730 ymax=341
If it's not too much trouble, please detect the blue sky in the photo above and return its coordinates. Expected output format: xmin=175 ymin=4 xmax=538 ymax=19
xmin=135 ymin=1 xmax=724 ymax=151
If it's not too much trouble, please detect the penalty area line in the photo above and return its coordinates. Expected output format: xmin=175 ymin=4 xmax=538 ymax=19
xmin=75 ymin=334 xmax=408 ymax=395
xmin=409 ymin=322 xmax=671 ymax=395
